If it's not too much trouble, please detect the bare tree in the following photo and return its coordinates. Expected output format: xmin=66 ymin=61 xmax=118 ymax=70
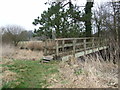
xmin=93 ymin=1 xmax=119 ymax=40
xmin=1 ymin=25 xmax=28 ymax=46
xmin=111 ymin=0 xmax=120 ymax=43
xmin=93 ymin=3 xmax=107 ymax=37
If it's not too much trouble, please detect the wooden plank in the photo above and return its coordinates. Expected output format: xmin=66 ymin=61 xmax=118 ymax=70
xmin=48 ymin=41 xmax=98 ymax=50
xmin=96 ymin=38 xmax=100 ymax=50
xmin=46 ymin=40 xmax=99 ymax=50
xmin=43 ymin=37 xmax=106 ymax=57
xmin=52 ymin=43 xmax=84 ymax=49
xmin=55 ymin=37 xmax=95 ymax=41
xmin=73 ymin=39 xmax=76 ymax=57
xmin=92 ymin=37 xmax=95 ymax=48
xmin=75 ymin=48 xmax=85 ymax=52
xmin=86 ymin=42 xmax=92 ymax=44
xmin=59 ymin=42 xmax=96 ymax=48
xmin=44 ymin=40 xmax=47 ymax=55
xmin=62 ymin=40 xmax=65 ymax=52
xmin=64 ymin=43 xmax=84 ymax=47
xmin=50 ymin=48 xmax=85 ymax=57
xmin=92 ymin=37 xmax=95 ymax=52
xmin=86 ymin=47 xmax=93 ymax=50
xmin=56 ymin=40 xmax=59 ymax=56
xmin=83 ymin=39 xmax=86 ymax=55
xmin=62 ymin=46 xmax=108 ymax=61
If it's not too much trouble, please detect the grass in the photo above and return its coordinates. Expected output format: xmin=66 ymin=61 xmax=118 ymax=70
xmin=1 ymin=55 xmax=118 ymax=88
xmin=74 ymin=68 xmax=83 ymax=75
xmin=1 ymin=39 xmax=118 ymax=88
xmin=18 ymin=40 xmax=55 ymax=51
xmin=2 ymin=59 xmax=59 ymax=88
xmin=1 ymin=53 xmax=118 ymax=88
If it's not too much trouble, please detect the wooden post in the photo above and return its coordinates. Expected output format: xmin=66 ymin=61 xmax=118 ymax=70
xmin=104 ymin=38 xmax=106 ymax=46
xmin=97 ymin=38 xmax=100 ymax=50
xmin=44 ymin=40 xmax=47 ymax=55
xmin=56 ymin=40 xmax=59 ymax=57
xmin=109 ymin=41 xmax=113 ymax=61
xmin=100 ymin=37 xmax=102 ymax=47
xmin=83 ymin=39 xmax=86 ymax=55
xmin=73 ymin=39 xmax=76 ymax=57
xmin=62 ymin=40 xmax=65 ymax=52
xmin=102 ymin=38 xmax=104 ymax=48
xmin=92 ymin=37 xmax=95 ymax=52
xmin=104 ymin=38 xmax=107 ymax=61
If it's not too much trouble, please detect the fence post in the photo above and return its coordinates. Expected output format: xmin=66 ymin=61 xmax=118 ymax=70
xmin=104 ymin=38 xmax=107 ymax=61
xmin=56 ymin=40 xmax=59 ymax=57
xmin=92 ymin=37 xmax=95 ymax=52
xmin=73 ymin=39 xmax=76 ymax=57
xmin=97 ymin=38 xmax=100 ymax=50
xmin=44 ymin=40 xmax=47 ymax=56
xmin=100 ymin=37 xmax=102 ymax=47
xmin=62 ymin=40 xmax=65 ymax=52
xmin=83 ymin=39 xmax=86 ymax=55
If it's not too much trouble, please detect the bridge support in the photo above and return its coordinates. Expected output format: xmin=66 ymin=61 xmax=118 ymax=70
xmin=84 ymin=39 xmax=86 ymax=55
xmin=73 ymin=39 xmax=76 ymax=57
xmin=55 ymin=40 xmax=59 ymax=57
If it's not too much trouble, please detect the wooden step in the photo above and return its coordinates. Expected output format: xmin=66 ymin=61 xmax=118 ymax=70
xmin=42 ymin=56 xmax=54 ymax=63
xmin=42 ymin=60 xmax=50 ymax=63
xmin=42 ymin=56 xmax=53 ymax=61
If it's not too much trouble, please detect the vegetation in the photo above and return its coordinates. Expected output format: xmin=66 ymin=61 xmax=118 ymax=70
xmin=1 ymin=54 xmax=118 ymax=88
xmin=0 ymin=25 xmax=32 ymax=46
xmin=84 ymin=1 xmax=93 ymax=37
xmin=1 ymin=0 xmax=119 ymax=89
xmin=93 ymin=1 xmax=120 ymax=42
xmin=18 ymin=40 xmax=55 ymax=51
xmin=32 ymin=1 xmax=94 ymax=39
xmin=1 ymin=34 xmax=119 ymax=88
xmin=2 ymin=59 xmax=59 ymax=88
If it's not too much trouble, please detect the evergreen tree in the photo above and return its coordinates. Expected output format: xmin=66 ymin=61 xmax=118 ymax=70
xmin=32 ymin=2 xmax=84 ymax=39
xmin=84 ymin=1 xmax=93 ymax=37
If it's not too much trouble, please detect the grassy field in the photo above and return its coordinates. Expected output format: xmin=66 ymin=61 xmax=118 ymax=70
xmin=2 ymin=59 xmax=59 ymax=88
xmin=1 ymin=44 xmax=118 ymax=88
xmin=1 ymin=57 xmax=118 ymax=88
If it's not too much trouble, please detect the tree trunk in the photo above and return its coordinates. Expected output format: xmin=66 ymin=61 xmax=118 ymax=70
xmin=85 ymin=1 xmax=94 ymax=37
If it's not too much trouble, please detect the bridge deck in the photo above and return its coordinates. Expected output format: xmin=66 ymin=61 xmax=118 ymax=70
xmin=62 ymin=46 xmax=108 ymax=61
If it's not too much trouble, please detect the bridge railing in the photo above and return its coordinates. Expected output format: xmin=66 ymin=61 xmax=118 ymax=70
xmin=43 ymin=37 xmax=108 ymax=58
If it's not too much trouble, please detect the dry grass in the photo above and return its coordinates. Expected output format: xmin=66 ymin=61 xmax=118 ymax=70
xmin=2 ymin=55 xmax=118 ymax=88
xmin=2 ymin=70 xmax=17 ymax=84
xmin=27 ymin=41 xmax=44 ymax=50
xmin=11 ymin=49 xmax=43 ymax=60
xmin=1 ymin=38 xmax=119 ymax=88
xmin=1 ymin=44 xmax=43 ymax=60
xmin=18 ymin=41 xmax=56 ymax=50
xmin=0 ymin=58 xmax=16 ymax=88
xmin=0 ymin=44 xmax=15 ymax=58
xmin=48 ymin=54 xmax=118 ymax=88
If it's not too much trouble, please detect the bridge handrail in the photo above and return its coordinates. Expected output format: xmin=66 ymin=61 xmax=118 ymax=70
xmin=44 ymin=37 xmax=108 ymax=58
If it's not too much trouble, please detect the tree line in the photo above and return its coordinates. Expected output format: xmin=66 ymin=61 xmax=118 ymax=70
xmin=33 ymin=0 xmax=119 ymax=44
xmin=93 ymin=0 xmax=119 ymax=43
xmin=1 ymin=0 xmax=119 ymax=46
xmin=0 ymin=25 xmax=33 ymax=46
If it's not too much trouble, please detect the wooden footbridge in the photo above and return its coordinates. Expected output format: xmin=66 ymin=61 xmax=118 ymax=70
xmin=43 ymin=37 xmax=108 ymax=61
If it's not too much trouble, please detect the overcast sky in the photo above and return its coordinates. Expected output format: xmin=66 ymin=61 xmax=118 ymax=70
xmin=0 ymin=0 xmax=110 ymax=30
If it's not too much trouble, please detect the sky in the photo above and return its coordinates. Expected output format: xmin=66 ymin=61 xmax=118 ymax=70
xmin=0 ymin=0 xmax=110 ymax=31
